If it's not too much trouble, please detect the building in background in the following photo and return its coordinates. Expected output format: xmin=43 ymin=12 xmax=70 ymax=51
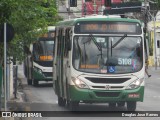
xmin=82 ymin=0 xmax=122 ymax=16
xmin=147 ymin=11 xmax=160 ymax=67
xmin=69 ymin=0 xmax=143 ymax=18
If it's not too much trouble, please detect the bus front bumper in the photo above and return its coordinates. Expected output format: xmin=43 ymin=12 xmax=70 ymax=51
xmin=33 ymin=70 xmax=52 ymax=81
xmin=69 ymin=85 xmax=144 ymax=102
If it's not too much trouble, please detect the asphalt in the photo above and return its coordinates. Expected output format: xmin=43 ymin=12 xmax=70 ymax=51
xmin=147 ymin=66 xmax=160 ymax=79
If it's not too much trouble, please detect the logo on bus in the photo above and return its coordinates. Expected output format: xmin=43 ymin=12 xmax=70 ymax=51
xmin=105 ymin=85 xmax=111 ymax=90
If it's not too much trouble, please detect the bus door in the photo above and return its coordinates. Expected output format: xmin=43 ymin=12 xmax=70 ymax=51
xmin=63 ymin=28 xmax=72 ymax=99
xmin=57 ymin=29 xmax=65 ymax=97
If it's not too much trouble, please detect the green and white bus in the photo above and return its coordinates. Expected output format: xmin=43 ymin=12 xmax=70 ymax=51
xmin=53 ymin=15 xmax=145 ymax=111
xmin=24 ymin=26 xmax=55 ymax=86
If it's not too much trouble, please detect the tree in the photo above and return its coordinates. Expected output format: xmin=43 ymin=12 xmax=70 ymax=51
xmin=0 ymin=0 xmax=62 ymax=63
xmin=157 ymin=0 xmax=160 ymax=9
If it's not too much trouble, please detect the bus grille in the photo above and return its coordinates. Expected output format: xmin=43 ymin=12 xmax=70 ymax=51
xmin=85 ymin=77 xmax=130 ymax=84
xmin=92 ymin=86 xmax=124 ymax=89
xmin=43 ymin=72 xmax=52 ymax=77
xmin=95 ymin=92 xmax=120 ymax=97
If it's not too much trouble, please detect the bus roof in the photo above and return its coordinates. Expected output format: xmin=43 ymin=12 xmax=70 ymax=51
xmin=37 ymin=26 xmax=55 ymax=32
xmin=48 ymin=26 xmax=55 ymax=31
xmin=56 ymin=15 xmax=142 ymax=27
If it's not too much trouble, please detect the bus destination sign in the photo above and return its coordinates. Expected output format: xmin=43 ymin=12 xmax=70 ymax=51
xmin=75 ymin=22 xmax=141 ymax=34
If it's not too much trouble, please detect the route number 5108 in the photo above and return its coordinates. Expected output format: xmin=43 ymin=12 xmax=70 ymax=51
xmin=118 ymin=58 xmax=132 ymax=65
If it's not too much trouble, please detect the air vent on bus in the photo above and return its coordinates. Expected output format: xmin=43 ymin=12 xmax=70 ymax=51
xmin=85 ymin=77 xmax=130 ymax=84
xmin=43 ymin=72 xmax=52 ymax=77
xmin=92 ymin=86 xmax=124 ymax=89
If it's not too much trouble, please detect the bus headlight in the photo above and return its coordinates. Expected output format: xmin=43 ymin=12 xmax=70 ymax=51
xmin=71 ymin=77 xmax=89 ymax=89
xmin=34 ymin=67 xmax=42 ymax=74
xmin=126 ymin=78 xmax=144 ymax=90
xmin=38 ymin=68 xmax=42 ymax=74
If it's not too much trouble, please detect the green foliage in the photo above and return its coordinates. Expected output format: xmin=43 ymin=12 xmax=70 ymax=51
xmin=0 ymin=0 xmax=62 ymax=63
xmin=157 ymin=0 xmax=160 ymax=9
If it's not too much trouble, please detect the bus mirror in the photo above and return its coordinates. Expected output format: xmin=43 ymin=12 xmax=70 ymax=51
xmin=67 ymin=30 xmax=72 ymax=51
xmin=24 ymin=46 xmax=31 ymax=55
xmin=29 ymin=44 xmax=33 ymax=53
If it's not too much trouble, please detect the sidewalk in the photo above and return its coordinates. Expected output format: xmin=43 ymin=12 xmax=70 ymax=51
xmin=1 ymin=65 xmax=26 ymax=120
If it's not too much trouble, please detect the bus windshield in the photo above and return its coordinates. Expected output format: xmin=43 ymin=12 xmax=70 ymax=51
xmin=73 ymin=35 xmax=143 ymax=74
xmin=33 ymin=39 xmax=54 ymax=61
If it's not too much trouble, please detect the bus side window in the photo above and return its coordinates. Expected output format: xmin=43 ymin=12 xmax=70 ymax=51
xmin=64 ymin=28 xmax=71 ymax=57
xmin=57 ymin=29 xmax=63 ymax=57
xmin=56 ymin=30 xmax=59 ymax=57
xmin=68 ymin=30 xmax=72 ymax=50
xmin=53 ymin=31 xmax=56 ymax=56
xmin=64 ymin=29 xmax=68 ymax=57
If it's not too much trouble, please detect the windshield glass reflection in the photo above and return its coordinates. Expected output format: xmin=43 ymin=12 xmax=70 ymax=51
xmin=72 ymin=35 xmax=143 ymax=74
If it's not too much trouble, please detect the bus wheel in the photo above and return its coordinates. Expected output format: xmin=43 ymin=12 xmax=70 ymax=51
xmin=69 ymin=101 xmax=79 ymax=111
xmin=27 ymin=79 xmax=32 ymax=85
xmin=117 ymin=102 xmax=125 ymax=107
xmin=33 ymin=80 xmax=38 ymax=86
xmin=58 ymin=97 xmax=66 ymax=106
xmin=127 ymin=101 xmax=136 ymax=111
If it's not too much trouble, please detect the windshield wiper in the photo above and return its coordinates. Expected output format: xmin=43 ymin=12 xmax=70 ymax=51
xmin=89 ymin=34 xmax=102 ymax=51
xmin=83 ymin=34 xmax=102 ymax=51
xmin=82 ymin=34 xmax=103 ymax=67
xmin=112 ymin=34 xmax=127 ymax=48
xmin=89 ymin=34 xmax=103 ymax=59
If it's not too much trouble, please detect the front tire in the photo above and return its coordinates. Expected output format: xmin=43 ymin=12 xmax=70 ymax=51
xmin=27 ymin=79 xmax=32 ymax=85
xmin=58 ymin=97 xmax=66 ymax=106
xmin=33 ymin=79 xmax=38 ymax=86
xmin=127 ymin=101 xmax=136 ymax=111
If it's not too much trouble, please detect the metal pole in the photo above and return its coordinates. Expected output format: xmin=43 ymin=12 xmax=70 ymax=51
xmin=7 ymin=60 xmax=10 ymax=100
xmin=93 ymin=0 xmax=96 ymax=14
xmin=68 ymin=0 xmax=71 ymax=19
xmin=4 ymin=23 xmax=7 ymax=111
xmin=84 ymin=3 xmax=86 ymax=16
xmin=82 ymin=0 xmax=84 ymax=16
xmin=154 ymin=16 xmax=158 ymax=69
xmin=144 ymin=0 xmax=149 ymax=62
